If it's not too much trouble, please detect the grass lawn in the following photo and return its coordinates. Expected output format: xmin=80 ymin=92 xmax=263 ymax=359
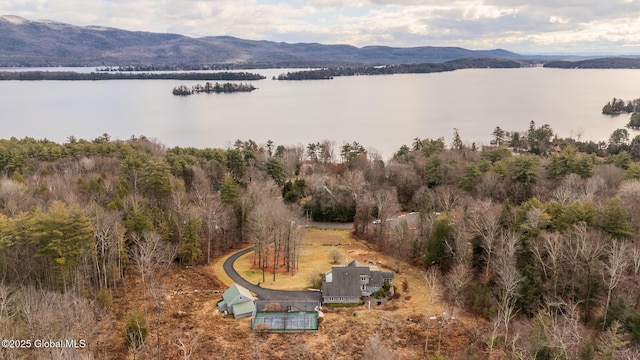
xmin=233 ymin=228 xmax=355 ymax=290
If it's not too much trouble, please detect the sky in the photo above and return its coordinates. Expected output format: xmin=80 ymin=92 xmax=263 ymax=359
xmin=2 ymin=0 xmax=640 ymax=54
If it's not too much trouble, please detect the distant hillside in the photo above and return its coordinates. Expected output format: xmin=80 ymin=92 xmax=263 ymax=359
xmin=0 ymin=15 xmax=522 ymax=67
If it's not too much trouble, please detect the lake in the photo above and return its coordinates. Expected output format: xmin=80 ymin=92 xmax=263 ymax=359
xmin=1 ymin=67 xmax=639 ymax=160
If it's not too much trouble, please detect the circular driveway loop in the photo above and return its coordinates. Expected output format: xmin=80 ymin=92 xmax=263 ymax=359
xmin=223 ymin=246 xmax=322 ymax=303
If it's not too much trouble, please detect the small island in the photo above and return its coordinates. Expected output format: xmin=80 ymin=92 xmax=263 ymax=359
xmin=172 ymin=82 xmax=257 ymax=96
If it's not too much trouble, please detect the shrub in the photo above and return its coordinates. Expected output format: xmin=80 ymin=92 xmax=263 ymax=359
xmin=309 ymin=273 xmax=325 ymax=290
xmin=124 ymin=310 xmax=149 ymax=349
xmin=402 ymin=279 xmax=409 ymax=292
xmin=96 ymin=288 xmax=112 ymax=309
xmin=463 ymin=282 xmax=496 ymax=319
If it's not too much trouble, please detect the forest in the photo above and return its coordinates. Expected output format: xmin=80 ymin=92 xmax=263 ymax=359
xmin=2 ymin=121 xmax=640 ymax=358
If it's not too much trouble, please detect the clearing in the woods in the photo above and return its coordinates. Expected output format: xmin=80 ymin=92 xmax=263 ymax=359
xmin=96 ymin=228 xmax=488 ymax=359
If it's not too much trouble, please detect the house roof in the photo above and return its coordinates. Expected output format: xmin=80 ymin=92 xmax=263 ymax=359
xmin=232 ymin=301 xmax=256 ymax=317
xmin=348 ymin=260 xmax=366 ymax=267
xmin=255 ymin=300 xmax=320 ymax=313
xmin=222 ymin=283 xmax=254 ymax=306
xmin=381 ymin=271 xmax=395 ymax=280
xmin=323 ymin=261 xmax=395 ymax=299
xmin=322 ymin=266 xmax=370 ymax=298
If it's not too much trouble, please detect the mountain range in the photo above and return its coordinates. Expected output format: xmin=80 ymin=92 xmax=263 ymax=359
xmin=0 ymin=15 xmax=523 ymax=67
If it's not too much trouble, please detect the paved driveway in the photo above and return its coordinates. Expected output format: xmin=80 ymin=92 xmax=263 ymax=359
xmin=308 ymin=222 xmax=353 ymax=230
xmin=223 ymin=247 xmax=322 ymax=303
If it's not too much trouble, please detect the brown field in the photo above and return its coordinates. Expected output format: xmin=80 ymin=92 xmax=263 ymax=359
xmin=95 ymin=228 xmax=490 ymax=359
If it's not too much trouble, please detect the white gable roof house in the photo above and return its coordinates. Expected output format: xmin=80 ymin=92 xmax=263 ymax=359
xmin=218 ymin=283 xmax=256 ymax=319
xmin=322 ymin=259 xmax=394 ymax=304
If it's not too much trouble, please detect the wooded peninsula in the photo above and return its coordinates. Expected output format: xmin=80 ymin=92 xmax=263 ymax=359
xmin=545 ymin=57 xmax=640 ymax=69
xmin=602 ymin=97 xmax=640 ymax=129
xmin=274 ymin=58 xmax=522 ymax=80
xmin=0 ymin=71 xmax=266 ymax=81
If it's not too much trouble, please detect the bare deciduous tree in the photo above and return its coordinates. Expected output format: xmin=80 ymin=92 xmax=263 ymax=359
xmin=552 ymin=174 xmax=583 ymax=204
xmin=434 ymin=185 xmax=464 ymax=213
xmin=132 ymin=231 xmax=177 ymax=360
xmin=540 ymin=299 xmax=585 ymax=359
xmin=531 ymin=232 xmax=563 ymax=298
xmin=476 ymin=171 xmax=507 ymax=201
xmin=193 ymin=191 xmax=223 ymax=264
xmin=280 ymin=145 xmax=305 ymax=177
xmin=91 ymin=205 xmax=126 ymax=289
xmin=250 ymin=183 xmax=304 ymax=282
xmin=467 ymin=200 xmax=502 ymax=280
xmin=4 ymin=286 xmax=97 ymax=360
xmin=362 ymin=335 xmax=394 ymax=360
xmin=329 ymin=248 xmax=342 ymax=264
xmin=389 ymin=218 xmax=412 ymax=273
xmin=173 ymin=331 xmax=201 ymax=360
xmin=444 ymin=263 xmax=470 ymax=320
xmin=602 ymin=239 xmax=628 ymax=331
xmin=584 ymin=175 xmax=605 ymax=201
xmin=562 ymin=224 xmax=606 ymax=320
xmin=629 ymin=243 xmax=640 ymax=310
xmin=493 ymin=234 xmax=523 ymax=349
xmin=424 ymin=267 xmax=441 ymax=356
xmin=372 ymin=187 xmax=400 ymax=241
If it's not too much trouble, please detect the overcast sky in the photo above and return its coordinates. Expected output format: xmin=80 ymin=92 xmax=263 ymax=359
xmin=2 ymin=0 xmax=640 ymax=54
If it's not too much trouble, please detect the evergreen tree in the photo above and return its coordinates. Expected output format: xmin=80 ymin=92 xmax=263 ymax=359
xmin=265 ymin=158 xmax=286 ymax=186
xmin=27 ymin=202 xmax=95 ymax=292
xmin=425 ymin=216 xmax=455 ymax=272
xmin=220 ymin=175 xmax=240 ymax=205
xmin=600 ymin=197 xmax=633 ymax=239
xmin=452 ymin=128 xmax=464 ymax=150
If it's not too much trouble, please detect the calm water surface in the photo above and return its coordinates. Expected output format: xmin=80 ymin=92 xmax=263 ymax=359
xmin=1 ymin=67 xmax=639 ymax=159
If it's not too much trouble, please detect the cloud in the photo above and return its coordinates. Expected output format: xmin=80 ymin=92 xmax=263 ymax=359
xmin=1 ymin=0 xmax=640 ymax=53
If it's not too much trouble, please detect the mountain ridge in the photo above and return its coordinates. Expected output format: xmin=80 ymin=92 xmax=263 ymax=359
xmin=0 ymin=15 xmax=522 ymax=67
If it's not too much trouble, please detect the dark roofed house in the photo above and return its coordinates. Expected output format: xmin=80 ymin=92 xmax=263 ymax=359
xmin=322 ymin=260 xmax=394 ymax=304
